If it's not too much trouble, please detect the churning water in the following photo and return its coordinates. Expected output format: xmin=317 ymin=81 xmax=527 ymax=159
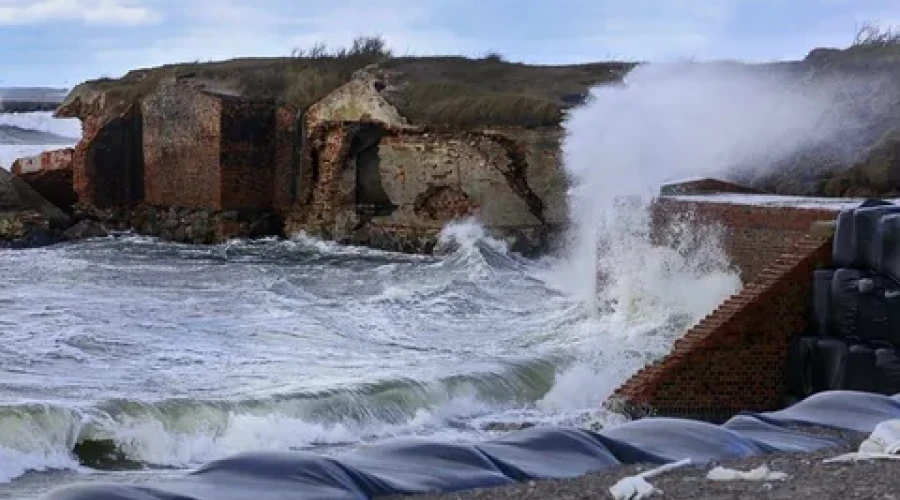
xmin=1 ymin=63 xmax=890 ymax=498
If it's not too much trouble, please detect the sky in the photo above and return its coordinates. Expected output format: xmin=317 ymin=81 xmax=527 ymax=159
xmin=0 ymin=0 xmax=898 ymax=88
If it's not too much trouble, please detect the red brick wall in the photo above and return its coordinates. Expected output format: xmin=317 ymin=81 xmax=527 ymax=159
xmin=273 ymin=106 xmax=298 ymax=209
xmin=74 ymin=108 xmax=143 ymax=208
xmin=612 ymin=233 xmax=834 ymax=420
xmin=651 ymin=198 xmax=838 ymax=282
xmin=614 ymin=198 xmax=842 ymax=420
xmin=142 ymin=85 xmax=222 ymax=209
xmin=218 ymin=99 xmax=277 ymax=210
xmin=306 ymin=123 xmax=354 ymax=232
xmin=11 ymin=148 xmax=76 ymax=210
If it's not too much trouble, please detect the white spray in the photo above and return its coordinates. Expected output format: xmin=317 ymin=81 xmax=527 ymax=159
xmin=539 ymin=61 xmax=892 ymax=413
xmin=558 ymin=61 xmax=886 ymax=315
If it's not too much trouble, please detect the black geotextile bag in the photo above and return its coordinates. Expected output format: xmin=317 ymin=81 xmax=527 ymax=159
xmin=876 ymin=213 xmax=900 ymax=284
xmin=786 ymin=336 xmax=817 ymax=399
xmin=832 ymin=209 xmax=856 ymax=268
xmin=811 ymin=269 xmax=834 ymax=336
xmin=829 ymin=268 xmax=867 ymax=342
xmin=857 ymin=275 xmax=900 ymax=347
xmin=852 ymin=205 xmax=900 ymax=270
xmin=844 ymin=344 xmax=878 ymax=392
xmin=875 ymin=348 xmax=900 ymax=396
xmin=885 ymin=288 xmax=900 ymax=349
xmin=811 ymin=338 xmax=848 ymax=393
xmin=833 ymin=200 xmax=897 ymax=267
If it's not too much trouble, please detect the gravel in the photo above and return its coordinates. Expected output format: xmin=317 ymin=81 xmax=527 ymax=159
xmin=398 ymin=430 xmax=900 ymax=500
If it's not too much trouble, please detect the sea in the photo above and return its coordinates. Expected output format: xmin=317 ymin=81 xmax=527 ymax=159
xmin=0 ymin=62 xmax=879 ymax=499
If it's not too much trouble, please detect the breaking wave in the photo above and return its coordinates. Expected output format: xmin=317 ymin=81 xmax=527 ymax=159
xmin=8 ymin=62 xmax=878 ymax=491
xmin=0 ymin=213 xmax=738 ymax=483
xmin=0 ymin=111 xmax=81 ymax=169
xmin=0 ymin=357 xmax=558 ymax=481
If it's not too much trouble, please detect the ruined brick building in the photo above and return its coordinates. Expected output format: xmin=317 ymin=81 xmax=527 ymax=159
xmin=46 ymin=59 xmax=616 ymax=251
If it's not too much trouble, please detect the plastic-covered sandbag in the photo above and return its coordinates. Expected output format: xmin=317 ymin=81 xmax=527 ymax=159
xmin=786 ymin=336 xmax=817 ymax=399
xmin=44 ymin=452 xmax=368 ymax=500
xmin=474 ymin=427 xmax=620 ymax=480
xmin=722 ymin=414 xmax=843 ymax=453
xmin=853 ymin=205 xmax=900 ymax=269
xmin=832 ymin=209 xmax=856 ymax=267
xmin=755 ymin=390 xmax=900 ymax=433
xmin=811 ymin=269 xmax=834 ymax=336
xmin=844 ymin=344 xmax=878 ymax=392
xmin=876 ymin=348 xmax=900 ymax=396
xmin=39 ymin=389 xmax=900 ymax=500
xmin=598 ymin=418 xmax=764 ymax=464
xmin=829 ymin=268 xmax=866 ymax=342
xmin=337 ymin=440 xmax=514 ymax=496
xmin=811 ymin=338 xmax=848 ymax=393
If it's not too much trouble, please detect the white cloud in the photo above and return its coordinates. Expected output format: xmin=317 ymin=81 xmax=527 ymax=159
xmin=0 ymin=0 xmax=159 ymax=25
xmin=91 ymin=0 xmax=484 ymax=78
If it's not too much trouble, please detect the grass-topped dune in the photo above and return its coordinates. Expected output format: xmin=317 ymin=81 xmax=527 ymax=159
xmin=57 ymin=35 xmax=634 ymax=128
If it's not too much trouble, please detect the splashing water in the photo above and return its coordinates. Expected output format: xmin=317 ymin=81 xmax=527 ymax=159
xmin=557 ymin=62 xmax=892 ymax=314
xmin=537 ymin=61 xmax=896 ymax=410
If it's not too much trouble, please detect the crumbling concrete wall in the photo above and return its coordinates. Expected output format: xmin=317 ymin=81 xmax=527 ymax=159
xmin=142 ymin=83 xmax=222 ymax=209
xmin=281 ymin=72 xmax=568 ymax=254
xmin=487 ymin=127 xmax=567 ymax=227
xmin=306 ymin=77 xmax=408 ymax=127
xmin=283 ymin=122 xmax=562 ymax=254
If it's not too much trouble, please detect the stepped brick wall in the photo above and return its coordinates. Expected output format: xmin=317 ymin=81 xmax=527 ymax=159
xmin=614 ymin=210 xmax=837 ymax=422
xmin=652 ymin=198 xmax=839 ymax=281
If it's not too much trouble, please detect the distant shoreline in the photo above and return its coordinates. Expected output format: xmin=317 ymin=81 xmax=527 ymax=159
xmin=0 ymin=102 xmax=61 ymax=113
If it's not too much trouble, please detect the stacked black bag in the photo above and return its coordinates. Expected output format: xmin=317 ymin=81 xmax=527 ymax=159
xmin=786 ymin=199 xmax=900 ymax=401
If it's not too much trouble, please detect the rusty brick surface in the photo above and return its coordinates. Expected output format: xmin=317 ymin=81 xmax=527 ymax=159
xmin=142 ymin=83 xmax=222 ymax=209
xmin=11 ymin=148 xmax=73 ymax=176
xmin=73 ymin=107 xmax=143 ymax=208
xmin=140 ymin=83 xmax=285 ymax=212
xmin=218 ymin=98 xmax=277 ymax=210
xmin=11 ymin=148 xmax=76 ymax=210
xmin=273 ymin=106 xmax=298 ymax=209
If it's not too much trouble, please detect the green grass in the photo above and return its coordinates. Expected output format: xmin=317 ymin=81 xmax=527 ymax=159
xmin=64 ymin=36 xmax=635 ymax=127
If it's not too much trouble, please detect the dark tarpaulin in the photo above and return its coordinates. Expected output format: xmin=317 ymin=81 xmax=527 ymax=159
xmin=42 ymin=391 xmax=900 ymax=500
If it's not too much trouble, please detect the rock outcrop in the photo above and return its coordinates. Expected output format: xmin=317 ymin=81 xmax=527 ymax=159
xmin=0 ymin=167 xmax=71 ymax=246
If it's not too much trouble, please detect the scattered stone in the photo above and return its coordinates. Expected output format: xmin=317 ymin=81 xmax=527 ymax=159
xmin=62 ymin=219 xmax=108 ymax=241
